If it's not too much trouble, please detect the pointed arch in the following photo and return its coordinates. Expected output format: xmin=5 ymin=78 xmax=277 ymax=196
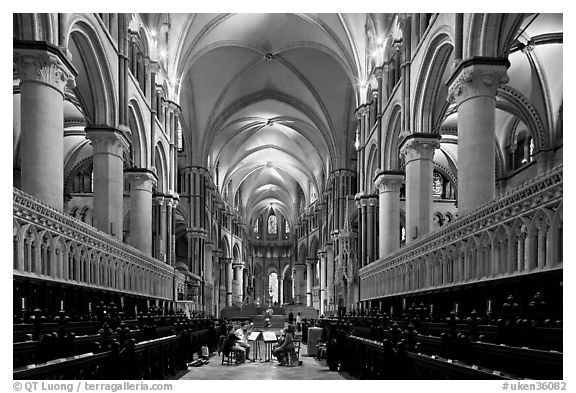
xmin=128 ymin=100 xmax=149 ymax=168
xmin=67 ymin=17 xmax=117 ymax=126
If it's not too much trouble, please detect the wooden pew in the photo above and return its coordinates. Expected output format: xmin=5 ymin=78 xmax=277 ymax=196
xmin=339 ymin=334 xmax=517 ymax=380
xmin=13 ymin=329 xmax=210 ymax=380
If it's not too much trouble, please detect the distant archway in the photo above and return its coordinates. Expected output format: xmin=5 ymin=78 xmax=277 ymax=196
xmin=268 ymin=272 xmax=278 ymax=305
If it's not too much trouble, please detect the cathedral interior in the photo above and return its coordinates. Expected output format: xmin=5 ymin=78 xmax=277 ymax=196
xmin=12 ymin=13 xmax=564 ymax=382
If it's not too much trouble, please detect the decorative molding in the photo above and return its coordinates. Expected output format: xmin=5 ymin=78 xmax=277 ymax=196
xmin=13 ymin=188 xmax=174 ymax=298
xmin=125 ymin=168 xmax=157 ymax=191
xmin=359 ymin=165 xmax=563 ymax=296
xmin=14 ymin=42 xmax=77 ymax=95
xmin=374 ymin=171 xmax=404 ymax=193
xmin=85 ymin=128 xmax=130 ymax=155
xmin=399 ymin=134 xmax=440 ymax=163
xmin=447 ymin=59 xmax=509 ymax=106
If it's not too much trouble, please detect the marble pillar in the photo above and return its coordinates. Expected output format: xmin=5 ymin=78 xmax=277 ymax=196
xmin=374 ymin=171 xmax=404 ymax=257
xmin=15 ymin=45 xmax=76 ymax=210
xmin=125 ymin=169 xmax=156 ymax=254
xmin=400 ymin=134 xmax=440 ymax=243
xmin=448 ymin=58 xmax=509 ymax=215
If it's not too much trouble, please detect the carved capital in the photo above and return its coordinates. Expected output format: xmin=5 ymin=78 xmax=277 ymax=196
xmin=358 ymin=197 xmax=371 ymax=209
xmin=399 ymin=134 xmax=440 ymax=163
xmin=447 ymin=58 xmax=509 ymax=106
xmin=125 ymin=168 xmax=157 ymax=191
xmin=374 ymin=170 xmax=404 ymax=193
xmin=368 ymin=196 xmax=379 ymax=207
xmin=85 ymin=128 xmax=130 ymax=156
xmin=14 ymin=49 xmax=76 ymax=95
xmin=355 ymin=105 xmax=367 ymax=119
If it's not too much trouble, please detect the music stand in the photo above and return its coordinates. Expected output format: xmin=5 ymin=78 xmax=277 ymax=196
xmin=247 ymin=331 xmax=262 ymax=362
xmin=262 ymin=331 xmax=278 ymax=362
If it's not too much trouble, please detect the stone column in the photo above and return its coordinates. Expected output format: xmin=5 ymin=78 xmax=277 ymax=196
xmin=224 ymin=258 xmax=233 ymax=307
xmin=125 ymin=169 xmax=156 ymax=255
xmin=355 ymin=196 xmax=368 ymax=267
xmin=237 ymin=264 xmax=245 ymax=303
xmin=294 ymin=264 xmax=306 ymax=304
xmin=86 ymin=128 xmax=130 ymax=239
xmin=306 ymin=259 xmax=315 ymax=307
xmin=366 ymin=197 xmax=378 ymax=263
xmin=325 ymin=243 xmax=334 ymax=311
xmin=204 ymin=242 xmax=214 ymax=288
xmin=374 ymin=171 xmax=404 ymax=257
xmin=448 ymin=58 xmax=509 ymax=215
xmin=318 ymin=251 xmax=327 ymax=316
xmin=278 ymin=275 xmax=283 ymax=305
xmin=14 ymin=44 xmax=76 ymax=210
xmin=153 ymin=195 xmax=168 ymax=261
xmin=399 ymin=134 xmax=440 ymax=243
xmin=167 ymin=196 xmax=178 ymax=265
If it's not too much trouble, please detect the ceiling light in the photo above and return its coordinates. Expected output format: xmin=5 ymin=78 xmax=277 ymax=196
xmin=159 ymin=49 xmax=167 ymax=58
xmin=150 ymin=29 xmax=157 ymax=38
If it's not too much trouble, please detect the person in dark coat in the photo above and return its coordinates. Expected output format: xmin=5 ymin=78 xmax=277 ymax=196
xmin=222 ymin=325 xmax=246 ymax=363
xmin=273 ymin=324 xmax=295 ymax=365
xmin=288 ymin=310 xmax=294 ymax=324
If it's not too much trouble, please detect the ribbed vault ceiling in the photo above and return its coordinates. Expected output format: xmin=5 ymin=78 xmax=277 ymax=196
xmin=171 ymin=13 xmax=364 ymax=228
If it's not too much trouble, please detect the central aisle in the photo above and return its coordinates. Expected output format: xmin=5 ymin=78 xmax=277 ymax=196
xmin=176 ymin=343 xmax=353 ymax=380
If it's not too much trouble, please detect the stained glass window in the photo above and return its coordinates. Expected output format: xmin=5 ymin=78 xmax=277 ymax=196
xmin=285 ymin=220 xmax=290 ymax=233
xmin=268 ymin=215 xmax=277 ymax=234
xmin=253 ymin=218 xmax=259 ymax=234
xmin=433 ymin=172 xmax=443 ymax=197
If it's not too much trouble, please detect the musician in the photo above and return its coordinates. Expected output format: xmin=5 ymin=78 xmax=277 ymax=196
xmin=222 ymin=325 xmax=246 ymax=363
xmin=273 ymin=324 xmax=295 ymax=365
xmin=234 ymin=322 xmax=253 ymax=361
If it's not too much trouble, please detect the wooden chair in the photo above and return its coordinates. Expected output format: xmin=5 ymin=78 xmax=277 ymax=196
xmin=221 ymin=350 xmax=237 ymax=365
xmin=286 ymin=340 xmax=302 ymax=367
xmin=217 ymin=335 xmax=226 ymax=356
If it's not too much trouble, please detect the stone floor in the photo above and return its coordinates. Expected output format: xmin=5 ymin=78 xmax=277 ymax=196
xmin=175 ymin=340 xmax=354 ymax=380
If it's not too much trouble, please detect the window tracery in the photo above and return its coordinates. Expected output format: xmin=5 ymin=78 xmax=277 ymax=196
xmin=268 ymin=215 xmax=277 ymax=234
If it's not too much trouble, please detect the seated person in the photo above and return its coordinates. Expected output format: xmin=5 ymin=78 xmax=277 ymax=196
xmin=222 ymin=325 xmax=246 ymax=363
xmin=273 ymin=324 xmax=295 ymax=365
xmin=234 ymin=322 xmax=253 ymax=361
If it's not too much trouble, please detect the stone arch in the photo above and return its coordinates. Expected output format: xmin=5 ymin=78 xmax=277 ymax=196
xmin=478 ymin=231 xmax=494 ymax=278
xmin=67 ymin=17 xmax=117 ymax=125
xmin=465 ymin=13 xmax=526 ymax=58
xmin=382 ymin=103 xmax=403 ymax=170
xmin=232 ymin=243 xmax=241 ymax=264
xmin=13 ymin=13 xmax=58 ymax=43
xmin=499 ymin=85 xmax=549 ymax=152
xmin=298 ymin=242 xmax=307 ymax=265
xmin=365 ymin=142 xmax=379 ymax=194
xmin=128 ymin=100 xmax=149 ymax=168
xmin=550 ymin=202 xmax=563 ymax=265
xmin=308 ymin=236 xmax=319 ymax=259
xmin=221 ymin=236 xmax=230 ymax=259
xmin=494 ymin=224 xmax=511 ymax=275
xmin=412 ymin=29 xmax=454 ymax=133
xmin=154 ymin=142 xmax=169 ymax=193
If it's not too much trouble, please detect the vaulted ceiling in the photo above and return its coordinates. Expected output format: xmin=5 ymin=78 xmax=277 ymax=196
xmin=161 ymin=13 xmax=371 ymax=227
